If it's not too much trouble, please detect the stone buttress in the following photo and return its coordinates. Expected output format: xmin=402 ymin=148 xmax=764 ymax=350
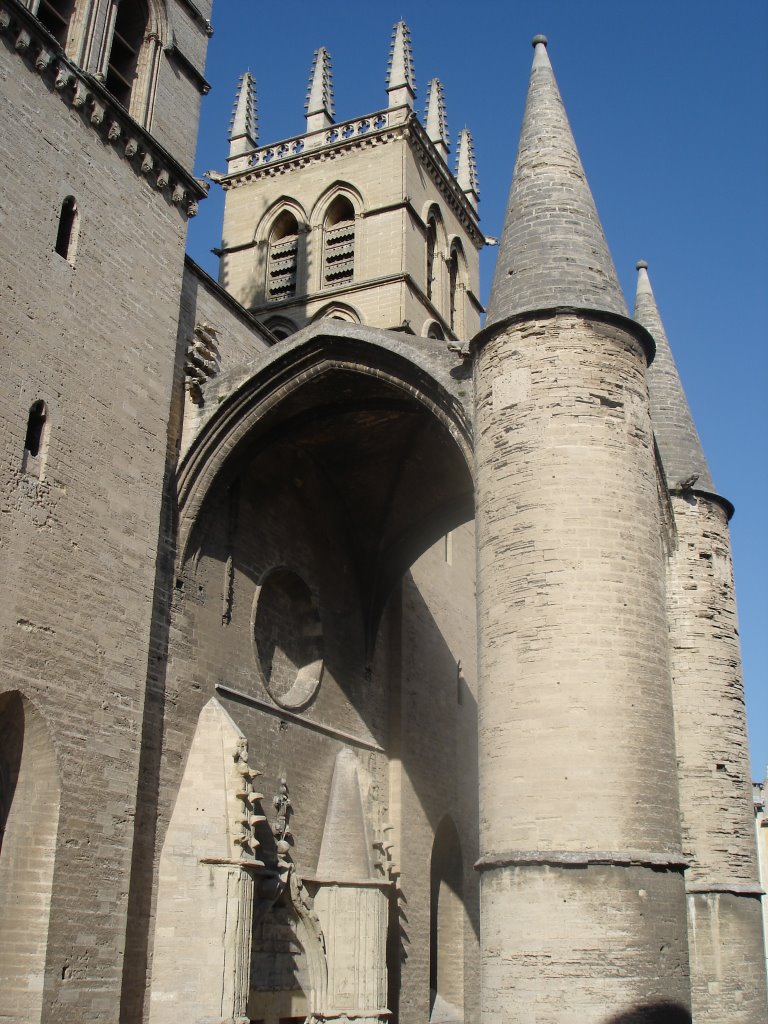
xmin=471 ymin=37 xmax=691 ymax=1021
xmin=635 ymin=261 xmax=768 ymax=1022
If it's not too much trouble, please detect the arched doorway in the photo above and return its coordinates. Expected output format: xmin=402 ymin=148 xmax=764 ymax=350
xmin=430 ymin=816 xmax=465 ymax=1022
xmin=0 ymin=691 xmax=60 ymax=1024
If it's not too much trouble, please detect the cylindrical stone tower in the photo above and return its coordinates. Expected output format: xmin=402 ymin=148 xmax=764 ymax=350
xmin=635 ymin=262 xmax=768 ymax=1022
xmin=471 ymin=38 xmax=692 ymax=1021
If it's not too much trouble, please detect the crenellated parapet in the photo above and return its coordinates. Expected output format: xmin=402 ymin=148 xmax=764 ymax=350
xmin=0 ymin=0 xmax=206 ymax=218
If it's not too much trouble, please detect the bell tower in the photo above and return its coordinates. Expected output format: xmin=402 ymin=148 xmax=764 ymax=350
xmin=217 ymin=21 xmax=484 ymax=341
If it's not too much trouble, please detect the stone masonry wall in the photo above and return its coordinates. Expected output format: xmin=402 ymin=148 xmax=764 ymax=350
xmin=0 ymin=32 xmax=190 ymax=1022
xmin=667 ymin=493 xmax=768 ymax=1021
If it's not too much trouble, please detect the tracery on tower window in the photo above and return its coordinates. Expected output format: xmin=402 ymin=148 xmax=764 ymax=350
xmin=447 ymin=240 xmax=466 ymax=337
xmin=426 ymin=215 xmax=438 ymax=303
xmin=322 ymin=195 xmax=355 ymax=288
xmin=267 ymin=211 xmax=300 ymax=302
xmin=104 ymin=0 xmax=148 ymax=109
xmin=96 ymin=0 xmax=163 ymax=127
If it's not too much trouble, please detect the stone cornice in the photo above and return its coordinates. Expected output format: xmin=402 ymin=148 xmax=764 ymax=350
xmin=0 ymin=0 xmax=207 ymax=219
xmin=403 ymin=114 xmax=483 ymax=247
xmin=476 ymin=849 xmax=689 ymax=872
xmin=220 ymin=106 xmax=484 ymax=247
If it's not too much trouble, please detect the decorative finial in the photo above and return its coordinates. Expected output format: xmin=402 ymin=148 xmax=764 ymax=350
xmin=636 ymin=259 xmax=648 ymax=270
xmin=387 ymin=20 xmax=415 ymax=109
xmin=456 ymin=127 xmax=479 ymax=211
xmin=532 ymin=34 xmax=548 ymax=47
xmin=425 ymin=78 xmax=449 ymax=160
xmin=305 ymin=46 xmax=335 ymax=131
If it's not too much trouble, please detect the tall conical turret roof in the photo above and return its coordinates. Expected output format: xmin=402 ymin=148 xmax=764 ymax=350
xmin=634 ymin=261 xmax=715 ymax=493
xmin=486 ymin=36 xmax=627 ymax=325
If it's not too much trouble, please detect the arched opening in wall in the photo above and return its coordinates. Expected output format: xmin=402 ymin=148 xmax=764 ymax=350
xmin=104 ymin=0 xmax=149 ymax=112
xmin=263 ymin=316 xmax=297 ymax=341
xmin=429 ymin=816 xmax=464 ymax=1023
xmin=0 ymin=692 xmax=60 ymax=1024
xmin=426 ymin=215 xmax=438 ymax=303
xmin=312 ymin=302 xmax=361 ymax=325
xmin=34 ymin=0 xmax=76 ymax=47
xmin=22 ymin=400 xmax=49 ymax=478
xmin=267 ymin=211 xmax=300 ymax=302
xmin=323 ymin=196 xmax=355 ymax=288
xmin=248 ymin=896 xmax=315 ymax=1024
xmin=425 ymin=322 xmax=445 ymax=341
xmin=253 ymin=568 xmax=324 ymax=711
xmin=447 ymin=247 xmax=461 ymax=335
xmin=55 ymin=195 xmax=79 ymax=262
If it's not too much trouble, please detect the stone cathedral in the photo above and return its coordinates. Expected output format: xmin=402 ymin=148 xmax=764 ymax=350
xmin=0 ymin=2 xmax=765 ymax=1022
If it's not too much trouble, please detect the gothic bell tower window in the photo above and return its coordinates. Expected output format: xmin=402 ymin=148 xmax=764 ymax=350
xmin=323 ymin=195 xmax=355 ymax=288
xmin=267 ymin=211 xmax=300 ymax=302
xmin=426 ymin=215 xmax=437 ymax=303
xmin=105 ymin=0 xmax=149 ymax=111
xmin=33 ymin=0 xmax=76 ymax=48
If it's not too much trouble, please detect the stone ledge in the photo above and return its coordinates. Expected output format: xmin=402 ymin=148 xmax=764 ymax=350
xmin=476 ymin=849 xmax=689 ymax=872
xmin=0 ymin=0 xmax=207 ymax=219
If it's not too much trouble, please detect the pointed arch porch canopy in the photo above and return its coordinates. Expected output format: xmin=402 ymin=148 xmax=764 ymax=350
xmin=176 ymin=322 xmax=475 ymax=645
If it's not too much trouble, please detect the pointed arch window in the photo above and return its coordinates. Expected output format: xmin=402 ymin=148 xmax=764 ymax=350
xmin=104 ymin=0 xmax=149 ymax=111
xmin=22 ymin=400 xmax=49 ymax=478
xmin=55 ymin=195 xmax=79 ymax=262
xmin=448 ymin=246 xmax=460 ymax=329
xmin=33 ymin=0 xmax=76 ymax=47
xmin=426 ymin=215 xmax=438 ymax=303
xmin=267 ymin=211 xmax=300 ymax=302
xmin=323 ymin=196 xmax=355 ymax=288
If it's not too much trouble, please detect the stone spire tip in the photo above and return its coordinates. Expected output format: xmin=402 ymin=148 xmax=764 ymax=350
xmin=306 ymin=46 xmax=335 ymax=130
xmin=636 ymin=259 xmax=648 ymax=270
xmin=228 ymin=71 xmax=258 ymax=164
xmin=456 ymin=127 xmax=479 ymax=210
xmin=425 ymin=77 xmax=449 ymax=158
xmin=532 ymin=34 xmax=548 ymax=47
xmin=387 ymin=19 xmax=415 ymax=108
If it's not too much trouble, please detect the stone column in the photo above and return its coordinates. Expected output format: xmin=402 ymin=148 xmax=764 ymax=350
xmin=668 ymin=493 xmax=768 ymax=1022
xmin=473 ymin=311 xmax=691 ymax=1021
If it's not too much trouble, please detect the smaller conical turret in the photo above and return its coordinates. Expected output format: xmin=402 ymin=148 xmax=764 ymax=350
xmin=634 ymin=261 xmax=715 ymax=494
xmin=228 ymin=71 xmax=258 ymax=168
xmin=386 ymin=20 xmax=415 ymax=109
xmin=486 ymin=36 xmax=626 ymax=325
xmin=456 ymin=127 xmax=479 ymax=211
xmin=305 ymin=46 xmax=335 ymax=132
xmin=316 ymin=748 xmax=372 ymax=881
xmin=425 ymin=77 xmax=449 ymax=161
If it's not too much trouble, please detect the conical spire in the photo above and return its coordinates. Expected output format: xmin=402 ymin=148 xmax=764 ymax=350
xmin=456 ymin=127 xmax=479 ymax=211
xmin=228 ymin=71 xmax=258 ymax=163
xmin=386 ymin=20 xmax=415 ymax=109
xmin=634 ymin=261 xmax=715 ymax=493
xmin=305 ymin=46 xmax=335 ymax=132
xmin=316 ymin=748 xmax=372 ymax=881
xmin=425 ymin=78 xmax=449 ymax=160
xmin=486 ymin=36 xmax=627 ymax=325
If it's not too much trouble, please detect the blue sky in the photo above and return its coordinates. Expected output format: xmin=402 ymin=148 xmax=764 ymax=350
xmin=187 ymin=1 xmax=768 ymax=775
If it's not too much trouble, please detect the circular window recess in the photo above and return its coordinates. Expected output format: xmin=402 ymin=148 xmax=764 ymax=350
xmin=252 ymin=569 xmax=324 ymax=711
